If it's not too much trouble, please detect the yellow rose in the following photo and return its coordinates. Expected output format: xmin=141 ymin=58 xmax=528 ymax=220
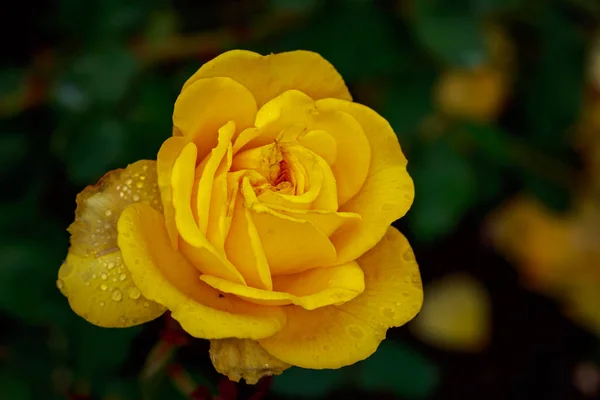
xmin=57 ymin=50 xmax=422 ymax=380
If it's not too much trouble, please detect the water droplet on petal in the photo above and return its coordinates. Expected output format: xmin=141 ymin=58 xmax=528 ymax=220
xmin=111 ymin=289 xmax=122 ymax=302
xmin=143 ymin=301 xmax=150 ymax=308
xmin=403 ymin=248 xmax=416 ymax=262
xmin=107 ymin=262 xmax=115 ymax=270
xmin=100 ymin=284 xmax=108 ymax=291
xmin=99 ymin=301 xmax=105 ymax=307
xmin=100 ymin=273 xmax=107 ymax=280
xmin=119 ymin=316 xmax=126 ymax=324
xmin=382 ymin=308 xmax=395 ymax=318
xmin=56 ymin=279 xmax=64 ymax=289
xmin=347 ymin=326 xmax=364 ymax=339
xmin=128 ymin=288 xmax=141 ymax=300
xmin=105 ymin=210 xmax=112 ymax=217
xmin=133 ymin=194 xmax=140 ymax=202
xmin=119 ymin=273 xmax=126 ymax=281
xmin=136 ymin=181 xmax=144 ymax=189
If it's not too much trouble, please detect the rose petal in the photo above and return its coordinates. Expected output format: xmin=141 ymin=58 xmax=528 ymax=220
xmin=200 ymin=260 xmax=364 ymax=310
xmin=117 ymin=203 xmax=287 ymax=339
xmin=173 ymin=77 xmax=257 ymax=160
xmin=258 ymin=227 xmax=423 ymax=369
xmin=171 ymin=141 xmax=245 ymax=284
xmin=182 ymin=50 xmax=351 ymax=107
xmin=317 ymin=99 xmax=414 ymax=264
xmin=195 ymin=121 xmax=236 ymax=233
xmin=58 ymin=160 xmax=166 ymax=327
xmin=157 ymin=136 xmax=189 ymax=250
xmin=225 ymin=194 xmax=272 ymax=290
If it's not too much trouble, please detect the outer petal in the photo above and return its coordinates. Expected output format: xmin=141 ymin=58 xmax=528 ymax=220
xmin=182 ymin=50 xmax=352 ymax=107
xmin=58 ymin=161 xmax=166 ymax=327
xmin=117 ymin=203 xmax=287 ymax=339
xmin=200 ymin=261 xmax=364 ymax=310
xmin=173 ymin=77 xmax=257 ymax=159
xmin=258 ymin=227 xmax=423 ymax=369
xmin=317 ymin=98 xmax=415 ymax=264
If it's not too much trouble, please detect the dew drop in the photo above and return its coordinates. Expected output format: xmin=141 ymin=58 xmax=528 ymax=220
xmin=133 ymin=194 xmax=140 ymax=202
xmin=92 ymin=274 xmax=97 ymax=279
xmin=403 ymin=248 xmax=416 ymax=262
xmin=100 ymin=273 xmax=107 ymax=280
xmin=136 ymin=181 xmax=144 ymax=189
xmin=105 ymin=210 xmax=112 ymax=217
xmin=99 ymin=301 xmax=105 ymax=307
xmin=347 ymin=326 xmax=364 ymax=339
xmin=125 ymin=179 xmax=132 ymax=185
xmin=107 ymin=262 xmax=115 ymax=270
xmin=119 ymin=273 xmax=127 ymax=281
xmin=100 ymin=284 xmax=108 ymax=291
xmin=395 ymin=302 xmax=402 ymax=307
xmin=382 ymin=308 xmax=395 ymax=319
xmin=56 ymin=279 xmax=64 ymax=289
xmin=111 ymin=289 xmax=123 ymax=302
xmin=128 ymin=288 xmax=141 ymax=300
xmin=143 ymin=301 xmax=150 ymax=308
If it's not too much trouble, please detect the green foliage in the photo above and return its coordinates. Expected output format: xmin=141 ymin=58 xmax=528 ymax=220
xmin=0 ymin=0 xmax=596 ymax=398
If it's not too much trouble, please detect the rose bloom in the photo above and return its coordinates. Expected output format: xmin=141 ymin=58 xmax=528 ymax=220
xmin=57 ymin=50 xmax=422 ymax=382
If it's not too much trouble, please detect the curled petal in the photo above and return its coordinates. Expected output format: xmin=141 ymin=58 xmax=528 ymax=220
xmin=210 ymin=338 xmax=289 ymax=384
xmin=258 ymin=227 xmax=422 ymax=369
xmin=117 ymin=203 xmax=287 ymax=339
xmin=182 ymin=50 xmax=352 ymax=107
xmin=171 ymin=142 xmax=245 ymax=284
xmin=201 ymin=261 xmax=364 ymax=310
xmin=59 ymin=160 xmax=166 ymax=327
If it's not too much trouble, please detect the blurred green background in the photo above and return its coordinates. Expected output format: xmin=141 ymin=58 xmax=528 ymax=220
xmin=2 ymin=0 xmax=600 ymax=399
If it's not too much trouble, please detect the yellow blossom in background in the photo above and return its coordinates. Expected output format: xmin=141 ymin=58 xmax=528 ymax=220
xmin=434 ymin=25 xmax=514 ymax=122
xmin=56 ymin=50 xmax=423 ymax=381
xmin=489 ymin=195 xmax=600 ymax=337
xmin=410 ymin=273 xmax=491 ymax=352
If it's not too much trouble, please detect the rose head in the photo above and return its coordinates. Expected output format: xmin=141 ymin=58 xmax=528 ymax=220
xmin=57 ymin=50 xmax=422 ymax=381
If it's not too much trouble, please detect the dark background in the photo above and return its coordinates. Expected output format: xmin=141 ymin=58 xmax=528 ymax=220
xmin=1 ymin=0 xmax=599 ymax=399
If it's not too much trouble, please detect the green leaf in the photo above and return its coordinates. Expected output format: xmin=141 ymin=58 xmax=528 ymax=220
xmin=71 ymin=318 xmax=141 ymax=376
xmin=0 ymin=227 xmax=69 ymax=325
xmin=412 ymin=1 xmax=486 ymax=67
xmin=0 ymin=370 xmax=33 ymax=400
xmin=266 ymin=1 xmax=408 ymax=81
xmin=520 ymin=6 xmax=584 ymax=152
xmin=460 ymin=122 xmax=513 ymax=166
xmin=0 ymin=132 xmax=31 ymax=177
xmin=64 ymin=116 xmax=126 ymax=185
xmin=381 ymin=70 xmax=436 ymax=149
xmin=356 ymin=340 xmax=439 ymax=398
xmin=53 ymin=46 xmax=139 ymax=112
xmin=271 ymin=367 xmax=344 ymax=398
xmin=408 ymin=138 xmax=477 ymax=241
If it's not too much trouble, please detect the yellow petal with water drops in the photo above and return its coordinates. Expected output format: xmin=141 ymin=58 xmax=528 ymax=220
xmin=318 ymin=99 xmax=414 ymax=264
xmin=117 ymin=203 xmax=287 ymax=339
xmin=258 ymin=227 xmax=423 ymax=369
xmin=173 ymin=77 xmax=257 ymax=160
xmin=196 ymin=120 xmax=236 ymax=234
xmin=171 ymin=142 xmax=245 ymax=284
xmin=242 ymin=179 xmax=338 ymax=275
xmin=409 ymin=273 xmax=491 ymax=352
xmin=210 ymin=338 xmax=290 ymax=384
xmin=254 ymin=90 xmax=370 ymax=205
xmin=59 ymin=160 xmax=166 ymax=327
xmin=201 ymin=261 xmax=364 ymax=310
xmin=157 ymin=136 xmax=189 ymax=250
xmin=181 ymin=50 xmax=351 ymax=107
xmin=224 ymin=194 xmax=272 ymax=290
